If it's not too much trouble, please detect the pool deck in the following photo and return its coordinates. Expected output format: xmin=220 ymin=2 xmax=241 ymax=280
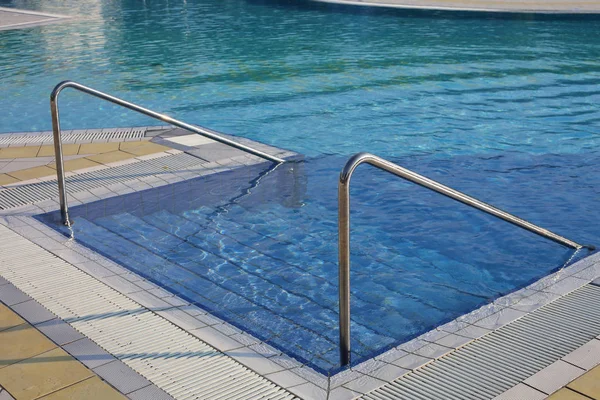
xmin=0 ymin=7 xmax=71 ymax=31
xmin=312 ymin=0 xmax=600 ymax=14
xmin=0 ymin=126 xmax=599 ymax=400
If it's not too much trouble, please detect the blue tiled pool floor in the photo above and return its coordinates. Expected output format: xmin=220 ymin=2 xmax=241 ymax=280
xmin=37 ymin=154 xmax=583 ymax=373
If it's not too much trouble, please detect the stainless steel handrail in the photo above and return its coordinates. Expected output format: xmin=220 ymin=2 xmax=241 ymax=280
xmin=338 ymin=152 xmax=590 ymax=367
xmin=51 ymin=80 xmax=284 ymax=225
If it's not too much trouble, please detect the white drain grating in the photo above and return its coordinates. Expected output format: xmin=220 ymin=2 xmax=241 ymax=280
xmin=0 ymin=128 xmax=146 ymax=146
xmin=0 ymin=153 xmax=207 ymax=210
xmin=361 ymin=284 xmax=600 ymax=400
xmin=0 ymin=225 xmax=297 ymax=400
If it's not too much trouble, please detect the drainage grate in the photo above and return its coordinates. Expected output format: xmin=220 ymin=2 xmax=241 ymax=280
xmin=361 ymin=284 xmax=600 ymax=400
xmin=0 ymin=225 xmax=297 ymax=400
xmin=0 ymin=153 xmax=207 ymax=210
xmin=0 ymin=128 xmax=146 ymax=146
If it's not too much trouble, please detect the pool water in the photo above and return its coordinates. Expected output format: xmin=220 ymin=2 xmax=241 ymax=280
xmin=38 ymin=151 xmax=592 ymax=373
xmin=4 ymin=0 xmax=600 ymax=373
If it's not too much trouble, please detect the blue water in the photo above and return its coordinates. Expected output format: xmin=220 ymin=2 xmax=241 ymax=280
xmin=5 ymin=0 xmax=600 ymax=373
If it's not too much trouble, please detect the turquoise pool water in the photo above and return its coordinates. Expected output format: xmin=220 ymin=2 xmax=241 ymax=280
xmin=5 ymin=0 xmax=600 ymax=373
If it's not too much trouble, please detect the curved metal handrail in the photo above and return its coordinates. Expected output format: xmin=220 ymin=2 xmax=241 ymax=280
xmin=338 ymin=152 xmax=591 ymax=366
xmin=50 ymin=80 xmax=284 ymax=225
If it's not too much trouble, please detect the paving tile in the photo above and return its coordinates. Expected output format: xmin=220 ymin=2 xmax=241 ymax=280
xmin=11 ymin=300 xmax=56 ymax=325
xmin=78 ymin=143 xmax=120 ymax=154
xmin=126 ymin=291 xmax=172 ymax=311
xmin=493 ymin=383 xmax=547 ymax=400
xmin=47 ymin=157 xmax=101 ymax=172
xmin=120 ymin=142 xmax=171 ymax=156
xmin=568 ymin=365 xmax=600 ymax=399
xmin=330 ymin=368 xmax=363 ymax=389
xmin=473 ymin=308 xmax=527 ymax=330
xmin=374 ymin=348 xmax=408 ymax=364
xmin=412 ymin=343 xmax=453 ymax=359
xmin=93 ymin=360 xmax=151 ymax=395
xmin=0 ymin=174 xmax=18 ymax=186
xmin=0 ymin=146 xmax=41 ymax=159
xmin=62 ymin=338 xmax=116 ymax=369
xmin=563 ymin=339 xmax=600 ymax=370
xmin=435 ymin=333 xmax=473 ymax=349
xmin=127 ymin=384 xmax=173 ymax=400
xmin=263 ymin=370 xmax=308 ymax=389
xmin=85 ymin=151 xmax=135 ymax=164
xmin=35 ymin=319 xmax=84 ymax=346
xmin=76 ymin=261 xmax=115 ymax=279
xmin=7 ymin=165 xmax=55 ymax=181
xmin=147 ymin=285 xmax=173 ymax=299
xmin=163 ymin=296 xmax=188 ymax=307
xmin=163 ymin=134 xmax=215 ymax=147
xmin=391 ymin=354 xmax=432 ymax=370
xmin=524 ymin=360 xmax=586 ymax=395
xmin=187 ymin=142 xmax=247 ymax=162
xmin=37 ymin=144 xmax=80 ymax=157
xmin=37 ymin=376 xmax=126 ymax=399
xmin=224 ymin=347 xmax=285 ymax=375
xmin=0 ymin=283 xmax=31 ymax=306
xmin=366 ymin=362 xmax=409 ymax=382
xmin=329 ymin=386 xmax=362 ymax=400
xmin=546 ymin=388 xmax=592 ymax=400
xmin=102 ymin=275 xmax=143 ymax=295
xmin=343 ymin=373 xmax=386 ymax=394
xmin=287 ymin=382 xmax=328 ymax=400
xmin=156 ymin=308 xmax=206 ymax=331
xmin=574 ymin=265 xmax=600 ymax=281
xmin=510 ymin=291 xmax=561 ymax=312
xmin=0 ymin=347 xmax=93 ymax=400
xmin=0 ymin=304 xmax=26 ymax=332
xmin=289 ymin=366 xmax=329 ymax=389
xmin=543 ymin=277 xmax=589 ymax=295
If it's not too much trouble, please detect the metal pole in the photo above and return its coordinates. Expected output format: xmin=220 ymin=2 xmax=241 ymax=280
xmin=337 ymin=152 xmax=587 ymax=367
xmin=338 ymin=179 xmax=351 ymax=367
xmin=50 ymin=80 xmax=285 ymax=226
xmin=50 ymin=89 xmax=70 ymax=226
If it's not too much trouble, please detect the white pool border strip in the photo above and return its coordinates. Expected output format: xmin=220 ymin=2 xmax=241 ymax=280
xmin=310 ymin=0 xmax=600 ymax=14
xmin=0 ymin=127 xmax=599 ymax=399
xmin=0 ymin=7 xmax=72 ymax=31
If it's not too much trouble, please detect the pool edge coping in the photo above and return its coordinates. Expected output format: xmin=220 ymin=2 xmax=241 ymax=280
xmin=0 ymin=126 xmax=599 ymax=399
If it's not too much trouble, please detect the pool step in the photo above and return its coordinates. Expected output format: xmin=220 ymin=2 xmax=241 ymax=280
xmin=89 ymin=213 xmax=377 ymax=369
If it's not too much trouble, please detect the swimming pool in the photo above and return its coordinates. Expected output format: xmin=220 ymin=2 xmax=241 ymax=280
xmin=4 ymin=0 xmax=600 ymax=373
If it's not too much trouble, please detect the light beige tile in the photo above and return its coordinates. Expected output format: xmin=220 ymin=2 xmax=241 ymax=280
xmin=7 ymin=166 xmax=56 ymax=181
xmin=37 ymin=144 xmax=80 ymax=157
xmin=0 ymin=146 xmax=41 ymax=159
xmin=47 ymin=158 xmax=102 ymax=172
xmin=0 ymin=347 xmax=94 ymax=400
xmin=547 ymin=388 xmax=591 ymax=400
xmin=85 ymin=151 xmax=135 ymax=164
xmin=568 ymin=365 xmax=600 ymax=399
xmin=0 ymin=324 xmax=56 ymax=369
xmin=78 ymin=143 xmax=120 ymax=154
xmin=0 ymin=303 xmax=26 ymax=332
xmin=0 ymin=174 xmax=19 ymax=185
xmin=37 ymin=376 xmax=126 ymax=400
